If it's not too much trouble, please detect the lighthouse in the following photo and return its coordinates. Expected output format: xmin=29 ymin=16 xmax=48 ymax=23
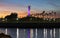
xmin=28 ymin=5 xmax=31 ymax=16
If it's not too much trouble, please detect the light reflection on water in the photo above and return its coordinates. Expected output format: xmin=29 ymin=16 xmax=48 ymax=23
xmin=0 ymin=28 xmax=60 ymax=38
xmin=50 ymin=29 xmax=52 ymax=38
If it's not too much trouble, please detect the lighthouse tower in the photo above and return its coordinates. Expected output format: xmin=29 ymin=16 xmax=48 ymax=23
xmin=28 ymin=5 xmax=31 ymax=16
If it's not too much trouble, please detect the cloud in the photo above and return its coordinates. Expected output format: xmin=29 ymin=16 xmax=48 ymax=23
xmin=48 ymin=2 xmax=60 ymax=7
xmin=46 ymin=0 xmax=60 ymax=7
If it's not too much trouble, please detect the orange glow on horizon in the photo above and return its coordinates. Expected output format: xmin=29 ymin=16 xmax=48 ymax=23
xmin=0 ymin=11 xmax=28 ymax=18
xmin=0 ymin=10 xmax=59 ymax=18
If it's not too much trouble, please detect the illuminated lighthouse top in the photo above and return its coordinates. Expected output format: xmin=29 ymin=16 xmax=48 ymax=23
xmin=28 ymin=6 xmax=31 ymax=16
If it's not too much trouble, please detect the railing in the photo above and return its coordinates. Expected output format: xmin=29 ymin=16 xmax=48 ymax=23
xmin=0 ymin=28 xmax=60 ymax=38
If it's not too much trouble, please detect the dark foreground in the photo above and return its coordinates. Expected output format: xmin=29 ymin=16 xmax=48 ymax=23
xmin=0 ymin=23 xmax=60 ymax=28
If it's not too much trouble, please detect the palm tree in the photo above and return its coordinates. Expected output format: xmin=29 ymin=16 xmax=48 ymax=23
xmin=49 ymin=13 xmax=52 ymax=18
xmin=48 ymin=12 xmax=52 ymax=21
xmin=45 ymin=13 xmax=49 ymax=20
xmin=51 ymin=11 xmax=54 ymax=18
xmin=54 ymin=12 xmax=56 ymax=17
xmin=53 ymin=12 xmax=56 ymax=21
xmin=41 ymin=11 xmax=45 ymax=19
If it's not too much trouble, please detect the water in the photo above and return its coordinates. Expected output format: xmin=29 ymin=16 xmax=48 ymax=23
xmin=0 ymin=28 xmax=59 ymax=38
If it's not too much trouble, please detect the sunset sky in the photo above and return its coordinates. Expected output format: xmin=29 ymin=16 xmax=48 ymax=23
xmin=0 ymin=0 xmax=60 ymax=18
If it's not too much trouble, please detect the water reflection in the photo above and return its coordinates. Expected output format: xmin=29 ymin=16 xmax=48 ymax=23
xmin=7 ymin=28 xmax=17 ymax=38
xmin=5 ymin=28 xmax=8 ymax=34
xmin=30 ymin=29 xmax=33 ymax=38
xmin=0 ymin=28 xmax=60 ymax=38
xmin=35 ymin=28 xmax=37 ymax=38
xmin=17 ymin=28 xmax=19 ymax=38
xmin=50 ymin=29 xmax=52 ymax=38
xmin=53 ymin=28 xmax=55 ymax=38
xmin=44 ymin=28 xmax=47 ymax=38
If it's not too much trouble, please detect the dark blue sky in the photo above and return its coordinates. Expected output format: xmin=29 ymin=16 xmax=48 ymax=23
xmin=0 ymin=0 xmax=60 ymax=12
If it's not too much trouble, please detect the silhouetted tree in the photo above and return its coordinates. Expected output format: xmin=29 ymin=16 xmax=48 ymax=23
xmin=5 ymin=15 xmax=11 ymax=20
xmin=41 ymin=11 xmax=45 ymax=18
xmin=45 ymin=13 xmax=49 ymax=18
xmin=5 ymin=12 xmax=18 ymax=21
xmin=53 ymin=12 xmax=56 ymax=21
xmin=42 ymin=11 xmax=45 ymax=14
xmin=0 ymin=33 xmax=12 ymax=38
xmin=10 ymin=13 xmax=17 ymax=18
xmin=51 ymin=11 xmax=54 ymax=18
xmin=54 ymin=12 xmax=56 ymax=17
xmin=49 ymin=13 xmax=52 ymax=18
